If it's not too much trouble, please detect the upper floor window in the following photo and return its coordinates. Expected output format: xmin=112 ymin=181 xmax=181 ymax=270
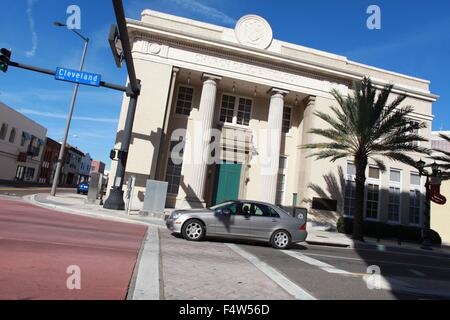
xmin=8 ymin=128 xmax=16 ymax=144
xmin=219 ymin=94 xmax=253 ymax=127
xmin=282 ymin=106 xmax=292 ymax=133
xmin=0 ymin=123 xmax=8 ymax=140
xmin=368 ymin=167 xmax=380 ymax=180
xmin=175 ymin=86 xmax=194 ymax=116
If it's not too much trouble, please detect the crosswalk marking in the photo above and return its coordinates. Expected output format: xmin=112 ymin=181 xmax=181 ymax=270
xmin=283 ymin=250 xmax=352 ymax=275
xmin=225 ymin=244 xmax=317 ymax=300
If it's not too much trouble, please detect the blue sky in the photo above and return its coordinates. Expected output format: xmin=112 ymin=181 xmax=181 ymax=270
xmin=1 ymin=0 xmax=449 ymax=169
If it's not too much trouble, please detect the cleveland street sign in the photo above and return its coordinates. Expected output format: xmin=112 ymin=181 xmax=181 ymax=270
xmin=55 ymin=67 xmax=102 ymax=87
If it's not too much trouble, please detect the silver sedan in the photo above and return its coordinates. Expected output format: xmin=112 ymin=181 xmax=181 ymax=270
xmin=166 ymin=200 xmax=307 ymax=249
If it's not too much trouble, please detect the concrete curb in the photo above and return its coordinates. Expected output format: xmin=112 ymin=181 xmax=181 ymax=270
xmin=128 ymin=226 xmax=161 ymax=300
xmin=23 ymin=194 xmax=163 ymax=228
xmin=306 ymin=240 xmax=351 ymax=248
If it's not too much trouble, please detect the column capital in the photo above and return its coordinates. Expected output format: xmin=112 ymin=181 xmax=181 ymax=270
xmin=172 ymin=67 xmax=180 ymax=74
xmin=202 ymin=73 xmax=222 ymax=82
xmin=268 ymin=88 xmax=290 ymax=97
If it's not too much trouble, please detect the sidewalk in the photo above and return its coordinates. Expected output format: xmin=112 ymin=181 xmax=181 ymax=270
xmin=26 ymin=193 xmax=166 ymax=228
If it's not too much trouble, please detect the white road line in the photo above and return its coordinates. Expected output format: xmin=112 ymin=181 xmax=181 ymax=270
xmin=301 ymin=252 xmax=450 ymax=272
xmin=283 ymin=250 xmax=352 ymax=275
xmin=225 ymin=244 xmax=316 ymax=300
xmin=409 ymin=269 xmax=426 ymax=277
xmin=130 ymin=226 xmax=160 ymax=300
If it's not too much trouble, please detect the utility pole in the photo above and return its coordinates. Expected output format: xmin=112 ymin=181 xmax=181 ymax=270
xmin=103 ymin=0 xmax=141 ymax=210
xmin=51 ymin=23 xmax=89 ymax=196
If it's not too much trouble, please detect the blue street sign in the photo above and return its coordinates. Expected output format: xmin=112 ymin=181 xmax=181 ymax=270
xmin=55 ymin=67 xmax=102 ymax=87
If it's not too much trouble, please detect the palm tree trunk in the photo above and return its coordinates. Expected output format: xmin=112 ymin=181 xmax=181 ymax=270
xmin=353 ymin=157 xmax=367 ymax=241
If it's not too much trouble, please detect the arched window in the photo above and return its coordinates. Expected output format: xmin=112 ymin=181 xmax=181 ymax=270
xmin=0 ymin=123 xmax=8 ymax=140
xmin=9 ymin=128 xmax=16 ymax=143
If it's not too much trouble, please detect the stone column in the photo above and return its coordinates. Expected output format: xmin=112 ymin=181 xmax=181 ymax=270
xmin=188 ymin=74 xmax=222 ymax=207
xmin=261 ymin=88 xmax=289 ymax=204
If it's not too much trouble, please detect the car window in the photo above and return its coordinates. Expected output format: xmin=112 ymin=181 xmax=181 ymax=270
xmin=252 ymin=204 xmax=272 ymax=217
xmin=241 ymin=203 xmax=251 ymax=215
xmin=227 ymin=203 xmax=239 ymax=215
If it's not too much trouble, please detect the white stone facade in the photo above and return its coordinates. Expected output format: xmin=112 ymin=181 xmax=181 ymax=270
xmin=108 ymin=10 xmax=437 ymax=227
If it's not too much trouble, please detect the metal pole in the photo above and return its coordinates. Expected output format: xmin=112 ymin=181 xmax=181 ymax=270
xmin=103 ymin=0 xmax=141 ymax=210
xmin=51 ymin=39 xmax=89 ymax=196
xmin=422 ymin=176 xmax=432 ymax=250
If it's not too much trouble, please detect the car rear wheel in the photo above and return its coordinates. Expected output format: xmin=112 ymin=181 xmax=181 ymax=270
xmin=182 ymin=219 xmax=205 ymax=242
xmin=271 ymin=230 xmax=291 ymax=250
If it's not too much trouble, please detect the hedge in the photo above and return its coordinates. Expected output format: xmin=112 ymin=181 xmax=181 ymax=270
xmin=336 ymin=216 xmax=442 ymax=245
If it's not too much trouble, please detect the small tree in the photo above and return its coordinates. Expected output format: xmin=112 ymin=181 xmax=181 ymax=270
xmin=303 ymin=77 xmax=429 ymax=241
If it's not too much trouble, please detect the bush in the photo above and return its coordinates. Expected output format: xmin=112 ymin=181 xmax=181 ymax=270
xmin=336 ymin=216 xmax=442 ymax=245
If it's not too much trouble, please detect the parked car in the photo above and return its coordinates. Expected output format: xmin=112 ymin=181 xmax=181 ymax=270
xmin=77 ymin=182 xmax=89 ymax=195
xmin=166 ymin=200 xmax=308 ymax=249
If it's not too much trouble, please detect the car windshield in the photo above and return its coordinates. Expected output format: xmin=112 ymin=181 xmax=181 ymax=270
xmin=209 ymin=201 xmax=235 ymax=210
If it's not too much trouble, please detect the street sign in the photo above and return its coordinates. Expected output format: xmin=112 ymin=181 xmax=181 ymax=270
xmin=108 ymin=24 xmax=124 ymax=68
xmin=55 ymin=67 xmax=101 ymax=87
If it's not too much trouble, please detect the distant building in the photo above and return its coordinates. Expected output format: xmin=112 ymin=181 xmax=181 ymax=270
xmin=78 ymin=153 xmax=92 ymax=184
xmin=431 ymin=131 xmax=450 ymax=245
xmin=0 ymin=102 xmax=47 ymax=183
xmin=38 ymin=137 xmax=61 ymax=184
xmin=90 ymin=160 xmax=105 ymax=175
xmin=61 ymin=145 xmax=84 ymax=186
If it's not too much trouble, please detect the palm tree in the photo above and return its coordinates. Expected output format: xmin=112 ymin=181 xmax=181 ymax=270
xmin=302 ymin=77 xmax=429 ymax=241
xmin=432 ymin=133 xmax=450 ymax=178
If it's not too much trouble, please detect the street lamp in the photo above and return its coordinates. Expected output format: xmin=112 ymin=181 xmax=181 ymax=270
xmin=50 ymin=22 xmax=89 ymax=196
xmin=416 ymin=159 xmax=442 ymax=250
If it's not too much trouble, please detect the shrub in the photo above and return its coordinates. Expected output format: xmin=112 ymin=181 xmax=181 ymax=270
xmin=335 ymin=217 xmax=442 ymax=245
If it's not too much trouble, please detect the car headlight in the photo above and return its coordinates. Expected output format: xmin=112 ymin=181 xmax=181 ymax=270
xmin=171 ymin=212 xmax=183 ymax=220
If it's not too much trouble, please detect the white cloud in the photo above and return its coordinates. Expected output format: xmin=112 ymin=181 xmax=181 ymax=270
xmin=25 ymin=0 xmax=38 ymax=57
xmin=169 ymin=0 xmax=236 ymax=25
xmin=17 ymin=108 xmax=119 ymax=124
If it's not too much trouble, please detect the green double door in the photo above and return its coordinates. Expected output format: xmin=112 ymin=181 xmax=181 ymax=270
xmin=212 ymin=162 xmax=242 ymax=206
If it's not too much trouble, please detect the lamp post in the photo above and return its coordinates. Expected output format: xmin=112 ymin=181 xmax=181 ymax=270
xmin=416 ymin=159 xmax=441 ymax=250
xmin=50 ymin=22 xmax=89 ymax=196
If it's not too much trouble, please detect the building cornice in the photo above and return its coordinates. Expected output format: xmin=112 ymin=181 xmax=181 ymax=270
xmin=127 ymin=18 xmax=438 ymax=102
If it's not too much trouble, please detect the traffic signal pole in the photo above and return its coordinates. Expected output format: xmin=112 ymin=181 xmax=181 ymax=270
xmin=103 ymin=0 xmax=141 ymax=210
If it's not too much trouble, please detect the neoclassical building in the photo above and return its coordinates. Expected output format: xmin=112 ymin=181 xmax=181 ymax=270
xmin=108 ymin=10 xmax=438 ymax=226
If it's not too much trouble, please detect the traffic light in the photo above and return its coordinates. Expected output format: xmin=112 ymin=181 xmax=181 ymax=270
xmin=110 ymin=149 xmax=119 ymax=160
xmin=0 ymin=48 xmax=11 ymax=73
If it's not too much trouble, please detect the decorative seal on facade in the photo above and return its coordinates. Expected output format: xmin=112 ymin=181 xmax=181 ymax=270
xmin=235 ymin=15 xmax=273 ymax=50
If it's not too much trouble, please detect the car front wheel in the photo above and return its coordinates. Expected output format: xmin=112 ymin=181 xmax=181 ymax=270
xmin=182 ymin=219 xmax=205 ymax=242
xmin=271 ymin=230 xmax=291 ymax=250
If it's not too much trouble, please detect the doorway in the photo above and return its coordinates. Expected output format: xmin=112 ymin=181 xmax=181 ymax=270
xmin=212 ymin=162 xmax=242 ymax=206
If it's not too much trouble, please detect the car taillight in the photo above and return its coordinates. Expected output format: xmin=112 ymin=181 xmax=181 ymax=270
xmin=299 ymin=223 xmax=306 ymax=231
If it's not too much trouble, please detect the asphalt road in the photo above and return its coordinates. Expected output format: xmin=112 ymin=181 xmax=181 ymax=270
xmin=0 ymin=197 xmax=147 ymax=300
xmin=171 ymin=234 xmax=450 ymax=300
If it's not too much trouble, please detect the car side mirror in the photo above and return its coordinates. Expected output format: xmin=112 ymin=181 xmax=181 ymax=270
xmin=222 ymin=209 xmax=231 ymax=216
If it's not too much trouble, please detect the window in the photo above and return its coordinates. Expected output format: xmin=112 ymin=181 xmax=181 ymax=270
xmin=0 ymin=123 xmax=8 ymax=140
xmin=344 ymin=162 xmax=356 ymax=217
xmin=344 ymin=181 xmax=356 ymax=217
xmin=409 ymin=173 xmax=421 ymax=225
xmin=276 ymin=156 xmax=288 ymax=205
xmin=165 ymin=139 xmax=185 ymax=195
xmin=21 ymin=131 xmax=30 ymax=147
xmin=388 ymin=169 xmax=402 ymax=222
xmin=282 ymin=106 xmax=292 ymax=133
xmin=366 ymin=184 xmax=379 ymax=219
xmin=219 ymin=94 xmax=252 ymax=126
xmin=368 ymin=167 xmax=380 ymax=179
xmin=8 ymin=128 xmax=16 ymax=143
xmin=175 ymin=86 xmax=194 ymax=116
xmin=407 ymin=118 xmax=421 ymax=146
xmin=388 ymin=187 xmax=401 ymax=222
xmin=236 ymin=98 xmax=252 ymax=126
xmin=24 ymin=167 xmax=35 ymax=181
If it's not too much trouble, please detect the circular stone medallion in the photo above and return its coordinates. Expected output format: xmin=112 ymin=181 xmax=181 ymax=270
xmin=235 ymin=15 xmax=273 ymax=50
